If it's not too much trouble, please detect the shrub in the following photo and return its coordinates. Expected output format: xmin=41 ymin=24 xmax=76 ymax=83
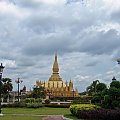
xmin=45 ymin=104 xmax=70 ymax=108
xmin=73 ymin=96 xmax=92 ymax=104
xmin=35 ymin=98 xmax=42 ymax=103
xmin=91 ymin=95 xmax=101 ymax=103
xmin=26 ymin=103 xmax=43 ymax=108
xmin=77 ymin=109 xmax=120 ymax=120
xmin=2 ymin=102 xmax=26 ymax=108
xmin=70 ymin=104 xmax=100 ymax=116
xmin=45 ymin=99 xmax=51 ymax=104
xmin=25 ymin=98 xmax=35 ymax=103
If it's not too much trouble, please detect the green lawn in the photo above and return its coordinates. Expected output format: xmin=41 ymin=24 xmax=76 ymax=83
xmin=2 ymin=107 xmax=70 ymax=115
xmin=1 ymin=107 xmax=77 ymax=120
xmin=0 ymin=116 xmax=42 ymax=120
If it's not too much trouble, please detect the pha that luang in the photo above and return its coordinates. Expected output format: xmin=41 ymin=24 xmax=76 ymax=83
xmin=36 ymin=54 xmax=79 ymax=98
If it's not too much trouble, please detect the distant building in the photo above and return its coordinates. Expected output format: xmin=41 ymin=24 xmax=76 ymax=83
xmin=36 ymin=54 xmax=79 ymax=98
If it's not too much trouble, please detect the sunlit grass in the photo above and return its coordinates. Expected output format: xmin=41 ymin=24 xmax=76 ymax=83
xmin=2 ymin=107 xmax=78 ymax=119
xmin=0 ymin=116 xmax=42 ymax=120
xmin=2 ymin=107 xmax=70 ymax=115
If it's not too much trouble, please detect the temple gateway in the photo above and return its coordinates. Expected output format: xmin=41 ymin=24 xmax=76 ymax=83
xmin=36 ymin=54 xmax=79 ymax=98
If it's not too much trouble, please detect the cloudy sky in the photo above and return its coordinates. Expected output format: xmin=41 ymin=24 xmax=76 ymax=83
xmin=0 ymin=0 xmax=120 ymax=92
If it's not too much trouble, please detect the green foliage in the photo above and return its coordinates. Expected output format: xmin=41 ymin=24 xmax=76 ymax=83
xmin=31 ymin=86 xmax=46 ymax=99
xmin=2 ymin=102 xmax=26 ymax=108
xmin=86 ymin=80 xmax=99 ymax=95
xmin=35 ymin=98 xmax=42 ymax=103
xmin=26 ymin=103 xmax=43 ymax=108
xmin=91 ymin=95 xmax=101 ymax=103
xmin=96 ymin=83 xmax=107 ymax=92
xmin=77 ymin=109 xmax=120 ymax=120
xmin=102 ymin=95 xmax=112 ymax=108
xmin=72 ymin=96 xmax=92 ymax=104
xmin=104 ymin=95 xmax=111 ymax=102
xmin=108 ymin=87 xmax=120 ymax=98
xmin=89 ymin=80 xmax=120 ymax=109
xmin=70 ymin=104 xmax=101 ymax=116
xmin=25 ymin=98 xmax=35 ymax=103
xmin=110 ymin=81 xmax=120 ymax=89
xmin=45 ymin=99 xmax=51 ymax=104
xmin=45 ymin=104 xmax=70 ymax=108
xmin=25 ymin=98 xmax=31 ymax=103
xmin=1 ymin=78 xmax=13 ymax=95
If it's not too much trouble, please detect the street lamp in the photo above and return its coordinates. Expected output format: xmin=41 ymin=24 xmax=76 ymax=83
xmin=15 ymin=78 xmax=23 ymax=102
xmin=0 ymin=63 xmax=5 ymax=116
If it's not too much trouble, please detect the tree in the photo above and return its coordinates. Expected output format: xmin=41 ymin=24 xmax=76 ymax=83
xmin=96 ymin=83 xmax=107 ymax=92
xmin=1 ymin=78 xmax=13 ymax=94
xmin=31 ymin=86 xmax=46 ymax=99
xmin=86 ymin=80 xmax=100 ymax=95
xmin=108 ymin=87 xmax=120 ymax=100
xmin=110 ymin=81 xmax=120 ymax=89
xmin=88 ymin=79 xmax=120 ymax=109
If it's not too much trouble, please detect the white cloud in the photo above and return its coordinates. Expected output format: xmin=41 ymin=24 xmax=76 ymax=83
xmin=39 ymin=0 xmax=66 ymax=5
xmin=0 ymin=0 xmax=120 ymax=92
xmin=0 ymin=1 xmax=30 ymax=18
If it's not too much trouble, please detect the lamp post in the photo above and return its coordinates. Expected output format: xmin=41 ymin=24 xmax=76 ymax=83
xmin=15 ymin=78 xmax=23 ymax=102
xmin=0 ymin=63 xmax=5 ymax=116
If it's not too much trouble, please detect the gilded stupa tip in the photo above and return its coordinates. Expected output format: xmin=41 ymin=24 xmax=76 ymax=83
xmin=53 ymin=53 xmax=59 ymax=74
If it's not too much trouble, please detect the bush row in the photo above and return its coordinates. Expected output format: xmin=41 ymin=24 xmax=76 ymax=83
xmin=2 ymin=102 xmax=70 ymax=108
xmin=26 ymin=103 xmax=43 ymax=108
xmin=77 ymin=109 xmax=120 ymax=120
xmin=2 ymin=102 xmax=26 ymax=108
xmin=44 ymin=104 xmax=70 ymax=108
xmin=2 ymin=102 xmax=43 ymax=108
xmin=25 ymin=98 xmax=42 ymax=103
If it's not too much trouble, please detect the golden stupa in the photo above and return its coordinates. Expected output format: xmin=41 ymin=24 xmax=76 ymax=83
xmin=36 ymin=54 xmax=79 ymax=98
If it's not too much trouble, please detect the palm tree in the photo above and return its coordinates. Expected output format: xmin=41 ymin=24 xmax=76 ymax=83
xmin=86 ymin=80 xmax=100 ymax=95
xmin=1 ymin=78 xmax=13 ymax=94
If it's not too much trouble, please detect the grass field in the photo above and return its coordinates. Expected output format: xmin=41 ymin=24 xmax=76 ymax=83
xmin=2 ymin=107 xmax=70 ymax=115
xmin=0 ymin=116 xmax=42 ymax=120
xmin=0 ymin=107 xmax=77 ymax=120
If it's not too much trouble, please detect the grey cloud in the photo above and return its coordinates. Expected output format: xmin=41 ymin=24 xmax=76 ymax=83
xmin=85 ymin=61 xmax=99 ymax=67
xmin=111 ymin=10 xmax=120 ymax=23
xmin=78 ymin=29 xmax=120 ymax=55
xmin=22 ymin=33 xmax=74 ymax=56
xmin=8 ymin=0 xmax=41 ymax=9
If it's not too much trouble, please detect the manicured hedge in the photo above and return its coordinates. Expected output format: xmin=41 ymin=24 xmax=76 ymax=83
xmin=2 ymin=102 xmax=26 ymax=108
xmin=45 ymin=104 xmax=70 ymax=108
xmin=77 ymin=109 xmax=120 ymax=120
xmin=70 ymin=104 xmax=100 ymax=116
xmin=2 ymin=102 xmax=43 ymax=108
xmin=70 ymin=104 xmax=120 ymax=120
xmin=26 ymin=103 xmax=43 ymax=108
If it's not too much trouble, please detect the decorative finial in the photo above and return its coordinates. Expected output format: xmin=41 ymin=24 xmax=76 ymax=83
xmin=53 ymin=53 xmax=59 ymax=74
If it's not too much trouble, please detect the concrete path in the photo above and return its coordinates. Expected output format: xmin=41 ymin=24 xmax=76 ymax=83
xmin=43 ymin=115 xmax=64 ymax=120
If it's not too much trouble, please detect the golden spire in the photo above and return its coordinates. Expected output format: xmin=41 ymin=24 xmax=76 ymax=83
xmin=53 ymin=53 xmax=59 ymax=74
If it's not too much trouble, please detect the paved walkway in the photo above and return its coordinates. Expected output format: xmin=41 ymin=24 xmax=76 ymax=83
xmin=43 ymin=115 xmax=64 ymax=120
